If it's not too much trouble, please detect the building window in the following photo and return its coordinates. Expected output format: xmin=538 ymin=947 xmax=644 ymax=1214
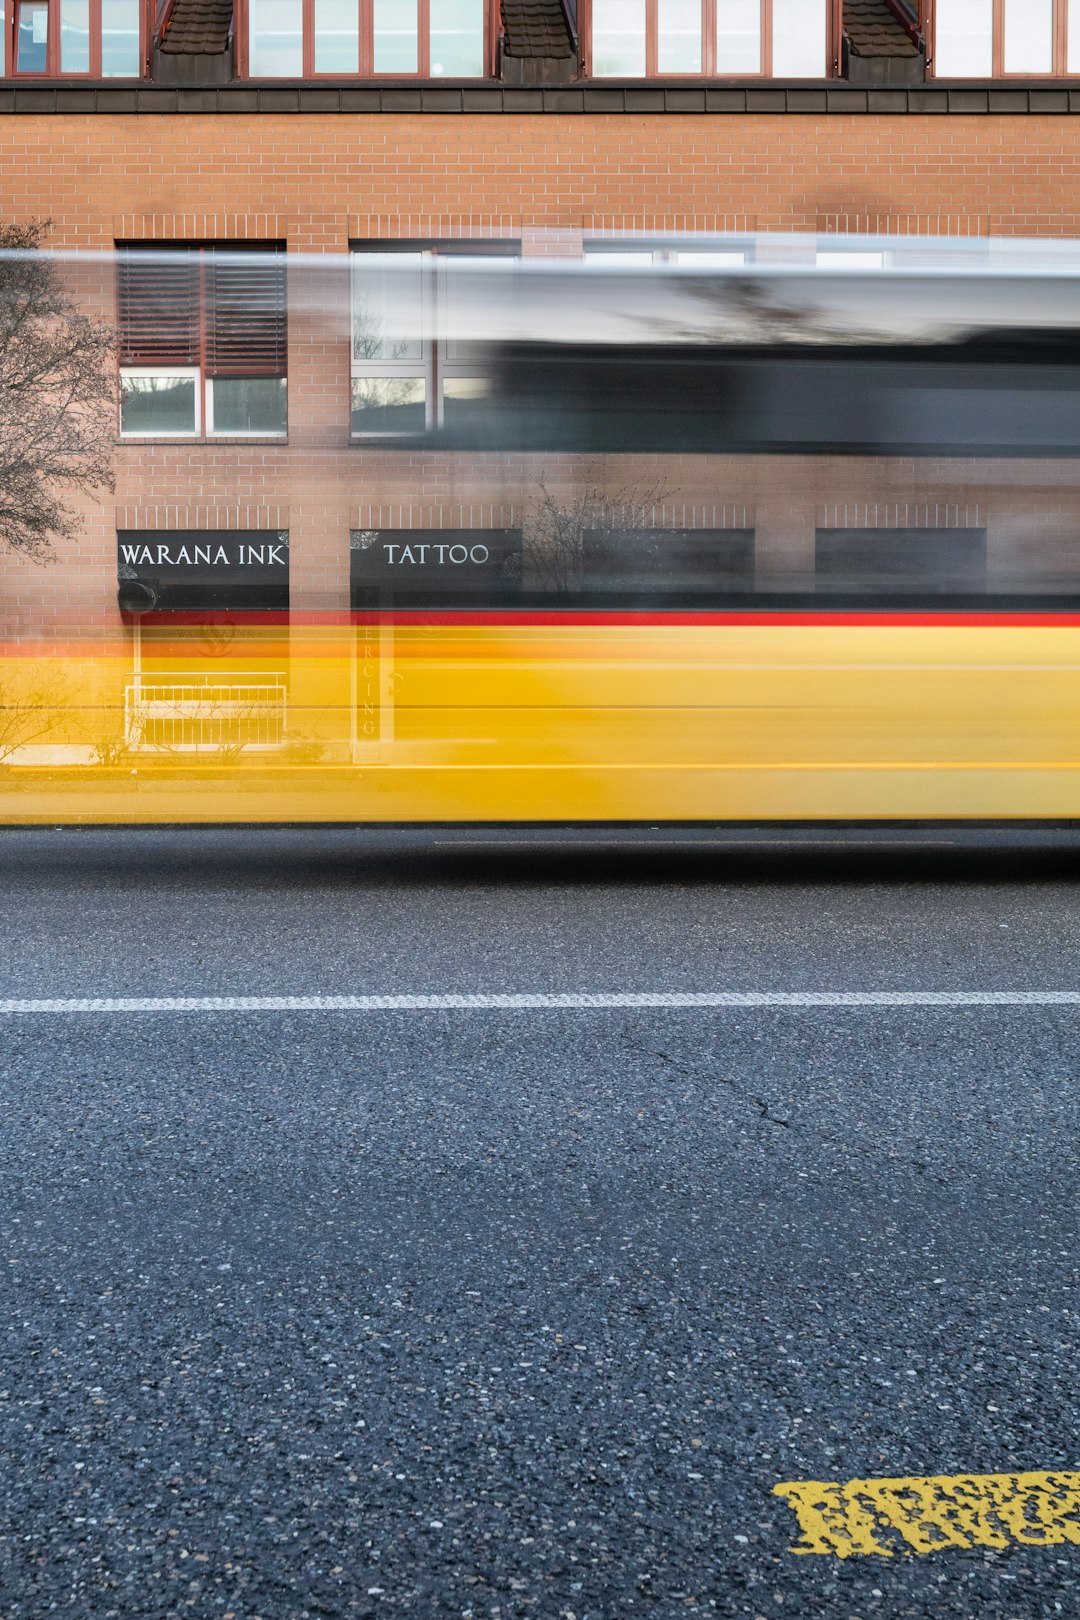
xmin=815 ymin=528 xmax=987 ymax=597
xmin=5 ymin=0 xmax=142 ymax=73
xmin=932 ymin=0 xmax=1080 ymax=75
xmin=245 ymin=0 xmax=487 ymax=77
xmin=588 ymin=0 xmax=832 ymax=77
xmin=350 ymin=243 xmax=516 ymax=437
xmin=118 ymin=246 xmax=287 ymax=438
xmin=584 ymin=242 xmax=750 ymax=266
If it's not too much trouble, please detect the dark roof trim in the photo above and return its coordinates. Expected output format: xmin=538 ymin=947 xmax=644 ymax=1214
xmin=0 ymin=81 xmax=1075 ymax=113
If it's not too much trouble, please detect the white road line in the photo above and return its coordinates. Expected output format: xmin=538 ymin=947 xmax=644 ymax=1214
xmin=1 ymin=991 xmax=1079 ymax=1013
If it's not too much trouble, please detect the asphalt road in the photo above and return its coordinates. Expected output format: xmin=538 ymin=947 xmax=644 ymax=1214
xmin=0 ymin=826 xmax=1078 ymax=1619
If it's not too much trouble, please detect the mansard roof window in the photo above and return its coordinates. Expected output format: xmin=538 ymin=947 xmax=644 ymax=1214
xmin=931 ymin=0 xmax=1080 ymax=76
xmin=243 ymin=0 xmax=491 ymax=77
xmin=5 ymin=0 xmax=144 ymax=74
xmin=586 ymin=0 xmax=836 ymax=78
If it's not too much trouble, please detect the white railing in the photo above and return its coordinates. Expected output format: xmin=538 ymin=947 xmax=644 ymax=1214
xmin=125 ymin=673 xmax=286 ymax=753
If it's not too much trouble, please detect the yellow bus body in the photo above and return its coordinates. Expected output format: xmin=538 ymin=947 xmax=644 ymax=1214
xmin=3 ymin=616 xmax=1080 ymax=823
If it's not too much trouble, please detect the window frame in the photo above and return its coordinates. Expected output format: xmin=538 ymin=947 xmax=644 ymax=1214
xmin=117 ymin=243 xmax=289 ymax=442
xmin=349 ymin=239 xmax=518 ymax=441
xmin=238 ymin=0 xmax=497 ymax=79
xmin=581 ymin=0 xmax=841 ymax=78
xmin=927 ymin=0 xmax=1080 ymax=77
xmin=5 ymin=0 xmax=146 ymax=76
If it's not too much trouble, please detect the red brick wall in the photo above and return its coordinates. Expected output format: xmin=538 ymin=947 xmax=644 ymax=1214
xmin=2 ymin=110 xmax=1080 ymax=637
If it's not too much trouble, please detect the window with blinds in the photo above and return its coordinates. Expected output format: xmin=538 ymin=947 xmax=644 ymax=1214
xmin=118 ymin=246 xmax=288 ymax=437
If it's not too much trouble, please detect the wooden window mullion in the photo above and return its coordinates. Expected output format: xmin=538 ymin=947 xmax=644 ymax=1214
xmin=302 ymin=0 xmax=313 ymax=79
xmin=762 ymin=0 xmax=772 ymax=75
xmin=418 ymin=0 xmax=428 ymax=76
xmin=992 ymin=0 xmax=1003 ymax=75
xmin=486 ymin=0 xmax=497 ymax=76
xmin=359 ymin=0 xmax=371 ymax=74
xmin=90 ymin=0 xmax=103 ymax=76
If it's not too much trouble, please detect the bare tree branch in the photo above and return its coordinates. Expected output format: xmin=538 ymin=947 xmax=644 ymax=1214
xmin=0 ymin=220 xmax=116 ymax=559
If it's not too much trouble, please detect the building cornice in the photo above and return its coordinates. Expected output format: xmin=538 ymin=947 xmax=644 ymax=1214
xmin=0 ymin=80 xmax=1076 ymax=114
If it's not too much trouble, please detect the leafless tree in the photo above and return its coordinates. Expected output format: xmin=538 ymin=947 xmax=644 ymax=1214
xmin=522 ymin=470 xmax=677 ymax=599
xmin=0 ymin=665 xmax=73 ymax=765
xmin=0 ymin=220 xmax=116 ymax=559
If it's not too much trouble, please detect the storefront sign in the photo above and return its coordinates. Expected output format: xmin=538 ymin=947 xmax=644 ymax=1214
xmin=117 ymin=530 xmax=290 ymax=611
xmin=350 ymin=529 xmax=522 ymax=604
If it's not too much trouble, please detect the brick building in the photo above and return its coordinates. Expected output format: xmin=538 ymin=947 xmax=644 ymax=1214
xmin=2 ymin=0 xmax=1080 ymax=808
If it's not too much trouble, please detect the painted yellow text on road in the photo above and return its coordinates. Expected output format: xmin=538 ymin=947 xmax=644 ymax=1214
xmin=774 ymin=1471 xmax=1080 ymax=1557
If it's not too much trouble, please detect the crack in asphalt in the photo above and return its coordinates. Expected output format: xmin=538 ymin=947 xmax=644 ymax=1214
xmin=618 ymin=1030 xmax=792 ymax=1129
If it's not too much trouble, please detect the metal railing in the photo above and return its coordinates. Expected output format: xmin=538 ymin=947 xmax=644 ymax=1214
xmin=125 ymin=673 xmax=286 ymax=753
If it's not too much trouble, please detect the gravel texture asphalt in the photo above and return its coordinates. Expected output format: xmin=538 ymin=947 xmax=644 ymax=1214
xmin=0 ymin=826 xmax=1078 ymax=1619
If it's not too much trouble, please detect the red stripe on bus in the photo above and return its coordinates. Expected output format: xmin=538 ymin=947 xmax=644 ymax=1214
xmin=115 ymin=609 xmax=1080 ymax=629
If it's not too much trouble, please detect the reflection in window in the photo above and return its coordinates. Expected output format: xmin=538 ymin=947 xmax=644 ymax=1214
xmin=658 ymin=0 xmax=701 ymax=73
xmin=350 ymin=376 xmax=426 ymax=434
xmin=593 ymin=0 xmax=646 ymax=75
xmin=429 ymin=0 xmax=483 ymax=75
xmin=59 ymin=0 xmax=89 ymax=70
xmin=351 ymin=246 xmax=516 ymax=437
xmin=933 ymin=0 xmax=993 ymax=76
xmin=352 ymin=251 xmax=425 ymax=363
xmin=16 ymin=0 xmax=49 ymax=70
xmin=771 ymin=0 xmax=826 ymax=76
xmin=100 ymin=0 xmax=139 ymax=73
xmin=716 ymin=0 xmax=760 ymax=72
xmin=120 ymin=372 xmax=199 ymax=436
xmin=11 ymin=0 xmax=141 ymax=70
xmin=313 ymin=0 xmax=358 ymax=71
xmin=372 ymin=0 xmax=416 ymax=71
xmin=245 ymin=0 xmax=485 ymax=75
xmin=248 ymin=0 xmax=303 ymax=75
xmin=590 ymin=0 xmax=827 ymax=77
xmin=1004 ymin=0 xmax=1052 ymax=72
xmin=210 ymin=377 xmax=288 ymax=435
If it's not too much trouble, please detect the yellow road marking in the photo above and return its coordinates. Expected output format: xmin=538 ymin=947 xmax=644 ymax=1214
xmin=773 ymin=1471 xmax=1080 ymax=1557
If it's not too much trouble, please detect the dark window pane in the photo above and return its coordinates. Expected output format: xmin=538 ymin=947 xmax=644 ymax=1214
xmin=442 ymin=376 xmax=493 ymax=427
xmin=211 ymin=377 xmax=287 ymax=434
xmin=815 ymin=529 xmax=987 ymax=596
xmin=584 ymin=529 xmax=752 ymax=595
xmin=351 ymin=377 xmax=425 ymax=434
xmin=120 ymin=373 xmax=198 ymax=435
